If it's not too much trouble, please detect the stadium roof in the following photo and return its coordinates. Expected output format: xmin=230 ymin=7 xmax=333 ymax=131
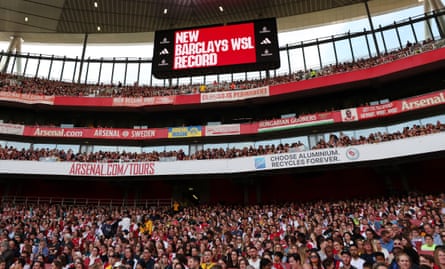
xmin=0 ymin=0 xmax=421 ymax=43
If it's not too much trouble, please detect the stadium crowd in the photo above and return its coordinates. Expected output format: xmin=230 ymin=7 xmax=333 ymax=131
xmin=0 ymin=121 xmax=443 ymax=162
xmin=0 ymin=40 xmax=440 ymax=98
xmin=0 ymin=193 xmax=443 ymax=269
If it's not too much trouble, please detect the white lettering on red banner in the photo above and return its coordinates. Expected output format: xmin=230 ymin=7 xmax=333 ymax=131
xmin=24 ymin=127 xmax=158 ymax=140
xmin=93 ymin=129 xmax=120 ymax=137
xmin=0 ymin=91 xmax=54 ymax=105
xmin=130 ymin=129 xmax=156 ymax=138
xmin=401 ymin=92 xmax=445 ymax=111
xmin=358 ymin=103 xmax=398 ymax=120
xmin=173 ymin=23 xmax=256 ymax=69
xmin=112 ymin=96 xmax=174 ymax=107
xmin=33 ymin=128 xmax=83 ymax=137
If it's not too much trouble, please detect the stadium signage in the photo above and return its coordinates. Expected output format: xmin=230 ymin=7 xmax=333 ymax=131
xmin=93 ymin=129 xmax=120 ymax=137
xmin=68 ymin=162 xmax=155 ymax=176
xmin=0 ymin=123 xmax=24 ymax=136
xmin=205 ymin=124 xmax=241 ymax=136
xmin=2 ymin=133 xmax=445 ymax=176
xmin=401 ymin=92 xmax=445 ymax=111
xmin=357 ymin=103 xmax=398 ymax=120
xmin=152 ymin=18 xmax=280 ymax=78
xmin=3 ymin=89 xmax=445 ymax=141
xmin=33 ymin=128 xmax=83 ymax=137
xmin=258 ymin=112 xmax=336 ymax=132
xmin=200 ymin=86 xmax=269 ymax=103
xmin=0 ymin=91 xmax=55 ymax=104
xmin=168 ymin=126 xmax=202 ymax=138
xmin=267 ymin=149 xmax=340 ymax=168
xmin=24 ymin=127 xmax=160 ymax=140
xmin=112 ymin=96 xmax=175 ymax=107
xmin=174 ymin=28 xmax=254 ymax=69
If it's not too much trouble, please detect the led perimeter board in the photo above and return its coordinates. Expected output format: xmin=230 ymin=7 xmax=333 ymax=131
xmin=152 ymin=18 xmax=280 ymax=79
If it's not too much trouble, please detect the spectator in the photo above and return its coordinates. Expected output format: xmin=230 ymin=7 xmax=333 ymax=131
xmin=396 ymin=253 xmax=417 ymax=269
xmin=138 ymin=249 xmax=154 ymax=269
xmin=188 ymin=256 xmax=202 ymax=269
xmin=379 ymin=232 xmax=394 ymax=253
xmin=288 ymin=254 xmax=303 ymax=269
xmin=340 ymin=250 xmax=358 ymax=269
xmin=420 ymin=236 xmax=436 ymax=252
xmin=349 ymin=245 xmax=365 ymax=269
xmin=303 ymin=250 xmax=322 ymax=269
xmin=434 ymin=246 xmax=445 ymax=269
xmin=418 ymin=255 xmax=434 ymax=269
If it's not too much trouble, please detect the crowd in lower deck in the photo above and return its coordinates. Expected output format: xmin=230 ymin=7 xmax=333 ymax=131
xmin=0 ymin=193 xmax=443 ymax=269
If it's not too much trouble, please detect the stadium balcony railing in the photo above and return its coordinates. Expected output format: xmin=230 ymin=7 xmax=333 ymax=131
xmin=0 ymin=195 xmax=172 ymax=208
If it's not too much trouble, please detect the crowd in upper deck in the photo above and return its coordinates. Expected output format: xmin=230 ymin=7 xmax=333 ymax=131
xmin=0 ymin=193 xmax=443 ymax=269
xmin=0 ymin=121 xmax=443 ymax=162
xmin=0 ymin=40 xmax=439 ymax=98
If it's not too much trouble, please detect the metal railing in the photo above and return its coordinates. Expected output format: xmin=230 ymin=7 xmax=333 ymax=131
xmin=1 ymin=8 xmax=445 ymax=86
xmin=1 ymin=195 xmax=172 ymax=208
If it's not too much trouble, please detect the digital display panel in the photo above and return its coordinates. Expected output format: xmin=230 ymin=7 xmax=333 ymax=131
xmin=152 ymin=18 xmax=280 ymax=78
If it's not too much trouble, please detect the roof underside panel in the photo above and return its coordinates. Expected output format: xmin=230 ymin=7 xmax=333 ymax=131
xmin=1 ymin=0 xmax=376 ymax=34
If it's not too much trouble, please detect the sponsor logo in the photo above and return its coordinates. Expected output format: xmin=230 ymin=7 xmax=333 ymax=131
xmin=33 ymin=128 xmax=83 ymax=137
xmin=255 ymin=157 xmax=266 ymax=169
xmin=261 ymin=49 xmax=272 ymax=57
xmin=259 ymin=26 xmax=270 ymax=33
xmin=160 ymin=48 xmax=169 ymax=55
xmin=260 ymin=38 xmax=271 ymax=45
xmin=158 ymin=59 xmax=169 ymax=66
xmin=401 ymin=92 xmax=445 ymax=111
xmin=346 ymin=148 xmax=360 ymax=160
xmin=160 ymin=37 xmax=170 ymax=44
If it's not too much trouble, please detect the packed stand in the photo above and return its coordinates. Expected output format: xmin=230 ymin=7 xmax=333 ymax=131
xmin=0 ymin=40 xmax=442 ymax=98
xmin=0 ymin=121 xmax=444 ymax=162
xmin=0 ymin=193 xmax=443 ymax=269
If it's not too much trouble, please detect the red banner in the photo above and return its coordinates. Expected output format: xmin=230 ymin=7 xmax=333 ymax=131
xmin=0 ymin=48 xmax=444 ymax=109
xmin=0 ymin=91 xmax=54 ymax=104
xmin=354 ymin=90 xmax=445 ymax=120
xmin=111 ymin=96 xmax=175 ymax=107
xmin=2 ymin=88 xmax=444 ymax=141
xmin=23 ymin=127 xmax=168 ymax=140
xmin=173 ymin=22 xmax=256 ymax=70
xmin=399 ymin=90 xmax=445 ymax=111
xmin=355 ymin=103 xmax=399 ymax=120
xmin=270 ymin=47 xmax=445 ymax=96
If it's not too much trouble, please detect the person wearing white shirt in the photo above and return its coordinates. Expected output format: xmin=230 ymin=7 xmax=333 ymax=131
xmin=349 ymin=245 xmax=365 ymax=269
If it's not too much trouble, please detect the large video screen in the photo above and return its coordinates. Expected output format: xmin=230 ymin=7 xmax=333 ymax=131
xmin=152 ymin=18 xmax=280 ymax=78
